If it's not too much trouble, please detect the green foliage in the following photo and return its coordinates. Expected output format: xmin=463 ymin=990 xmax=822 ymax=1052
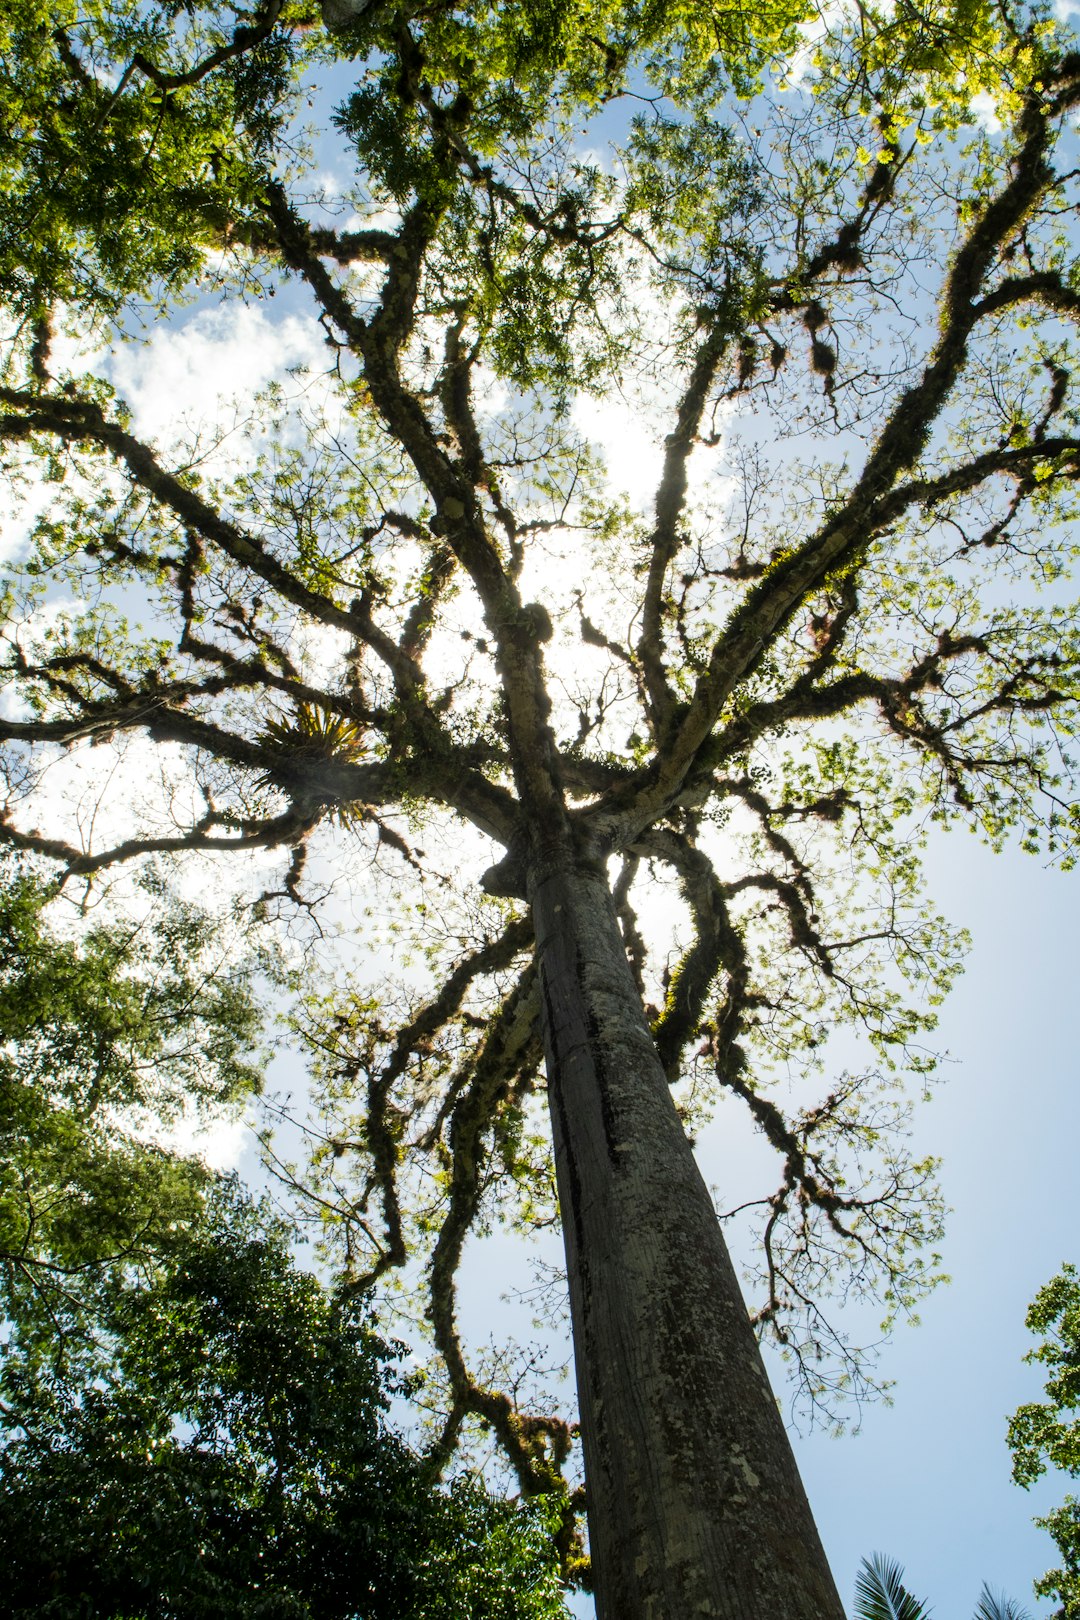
xmin=855 ymin=1553 xmax=935 ymax=1620
xmin=0 ymin=1183 xmax=570 ymax=1619
xmin=0 ymin=855 xmax=267 ymax=1357
xmin=807 ymin=0 xmax=1058 ymax=130
xmin=0 ymin=0 xmax=308 ymax=331
xmin=0 ymin=0 xmax=808 ymax=358
xmin=1008 ymin=1265 xmax=1080 ymax=1617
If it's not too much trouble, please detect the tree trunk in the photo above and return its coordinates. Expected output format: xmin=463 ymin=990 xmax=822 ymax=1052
xmin=527 ymin=839 xmax=845 ymax=1620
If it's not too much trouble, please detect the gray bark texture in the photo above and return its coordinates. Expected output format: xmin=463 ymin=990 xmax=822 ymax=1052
xmin=528 ymin=840 xmax=846 ymax=1619
xmin=318 ymin=0 xmax=376 ymax=32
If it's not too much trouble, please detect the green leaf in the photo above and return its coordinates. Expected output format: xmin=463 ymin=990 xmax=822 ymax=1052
xmin=973 ymin=1586 xmax=1031 ymax=1620
xmin=853 ymin=1554 xmax=934 ymax=1620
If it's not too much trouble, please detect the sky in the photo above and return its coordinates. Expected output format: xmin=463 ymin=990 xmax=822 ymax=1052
xmin=4 ymin=20 xmax=1080 ymax=1618
xmin=795 ymin=827 xmax=1079 ymax=1615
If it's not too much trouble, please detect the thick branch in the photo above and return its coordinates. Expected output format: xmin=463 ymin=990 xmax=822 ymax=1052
xmin=590 ymin=64 xmax=1080 ymax=845
xmin=639 ymin=321 xmax=733 ymax=731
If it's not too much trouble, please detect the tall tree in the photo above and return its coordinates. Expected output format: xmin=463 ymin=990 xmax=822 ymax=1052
xmin=2 ymin=2 xmax=1080 ymax=1613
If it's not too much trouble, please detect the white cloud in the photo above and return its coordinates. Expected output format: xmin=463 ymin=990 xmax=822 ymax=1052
xmin=106 ymin=303 xmax=327 ymax=451
xmin=970 ymin=91 xmax=1003 ymax=135
xmin=472 ymin=363 xmax=509 ymax=419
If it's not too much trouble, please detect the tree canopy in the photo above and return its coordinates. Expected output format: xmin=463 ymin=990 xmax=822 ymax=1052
xmin=0 ymin=1181 xmax=569 ymax=1619
xmin=0 ymin=853 xmax=267 ymax=1359
xmin=2 ymin=0 xmax=1080 ymax=1609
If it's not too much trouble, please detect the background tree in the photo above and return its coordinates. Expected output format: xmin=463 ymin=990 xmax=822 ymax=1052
xmin=0 ymin=852 xmax=267 ymax=1358
xmin=2 ymin=1 xmax=1080 ymax=1614
xmin=0 ymin=1181 xmax=570 ymax=1619
xmin=1008 ymin=1265 xmax=1080 ymax=1618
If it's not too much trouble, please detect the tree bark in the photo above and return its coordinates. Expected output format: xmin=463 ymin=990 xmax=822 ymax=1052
xmin=528 ymin=838 xmax=845 ymax=1620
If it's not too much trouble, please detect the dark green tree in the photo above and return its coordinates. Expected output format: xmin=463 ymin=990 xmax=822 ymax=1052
xmin=1009 ymin=1265 xmax=1080 ymax=1618
xmin=2 ymin=2 xmax=1080 ymax=1613
xmin=0 ymin=1182 xmax=569 ymax=1619
xmin=0 ymin=854 xmax=267 ymax=1357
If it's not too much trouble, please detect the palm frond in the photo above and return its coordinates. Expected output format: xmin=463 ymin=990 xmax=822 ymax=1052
xmin=854 ymin=1554 xmax=934 ymax=1620
xmin=974 ymin=1585 xmax=1032 ymax=1620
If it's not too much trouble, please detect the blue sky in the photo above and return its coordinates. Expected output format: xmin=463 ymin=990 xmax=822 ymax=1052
xmin=795 ymin=826 xmax=1080 ymax=1615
